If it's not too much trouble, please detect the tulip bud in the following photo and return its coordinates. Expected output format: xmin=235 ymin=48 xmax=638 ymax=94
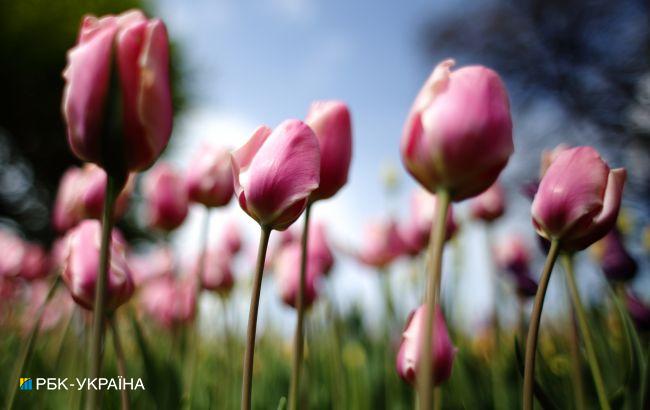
xmin=199 ymin=248 xmax=235 ymax=295
xmin=539 ymin=144 xmax=570 ymax=177
xmin=400 ymin=189 xmax=457 ymax=256
xmin=592 ymin=230 xmax=637 ymax=282
xmin=470 ymin=181 xmax=506 ymax=223
xmin=19 ymin=244 xmax=50 ymax=281
xmin=62 ymin=10 xmax=173 ymax=173
xmin=61 ymin=220 xmax=134 ymax=310
xmin=185 ymin=143 xmax=234 ymax=207
xmin=396 ymin=305 xmax=455 ymax=386
xmin=128 ymin=246 xmax=174 ymax=286
xmin=305 ymin=101 xmax=352 ymax=202
xmin=0 ymin=229 xmax=26 ymax=278
xmin=358 ymin=219 xmax=405 ymax=268
xmin=532 ymin=147 xmax=626 ymax=251
xmin=275 ymin=243 xmax=321 ymax=308
xmin=401 ymin=60 xmax=513 ymax=201
xmin=308 ymin=221 xmax=335 ymax=275
xmin=52 ymin=165 xmax=132 ymax=233
xmin=219 ymin=220 xmax=243 ymax=255
xmin=139 ymin=276 xmax=196 ymax=328
xmin=494 ymin=234 xmax=531 ymax=277
xmin=231 ymin=120 xmax=320 ymax=230
xmin=143 ymin=163 xmax=189 ymax=231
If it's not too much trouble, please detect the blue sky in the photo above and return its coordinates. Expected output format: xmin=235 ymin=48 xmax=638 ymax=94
xmin=150 ymin=0 xmax=605 ymax=337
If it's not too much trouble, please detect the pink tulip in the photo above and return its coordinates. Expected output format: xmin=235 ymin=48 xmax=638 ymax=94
xmin=128 ymin=246 xmax=174 ymax=286
xmin=143 ymin=163 xmax=189 ymax=231
xmin=494 ymin=234 xmax=531 ymax=277
xmin=470 ymin=181 xmax=506 ymax=223
xmin=539 ymin=144 xmax=570 ymax=177
xmin=185 ymin=143 xmax=234 ymax=207
xmin=594 ymin=230 xmax=637 ymax=282
xmin=275 ymin=243 xmax=321 ymax=308
xmin=305 ymin=101 xmax=352 ymax=201
xmin=396 ymin=305 xmax=455 ymax=386
xmin=0 ymin=229 xmax=26 ymax=278
xmin=400 ymin=189 xmax=457 ymax=256
xmin=231 ymin=120 xmax=320 ymax=231
xmin=52 ymin=165 xmax=133 ymax=233
xmin=62 ymin=10 xmax=173 ymax=172
xmin=358 ymin=219 xmax=405 ymax=268
xmin=532 ymin=146 xmax=626 ymax=251
xmin=401 ymin=59 xmax=513 ymax=201
xmin=61 ymin=220 xmax=134 ymax=310
xmin=219 ymin=220 xmax=243 ymax=255
xmin=199 ymin=248 xmax=235 ymax=295
xmin=139 ymin=276 xmax=196 ymax=328
xmin=308 ymin=221 xmax=335 ymax=275
xmin=19 ymin=244 xmax=50 ymax=281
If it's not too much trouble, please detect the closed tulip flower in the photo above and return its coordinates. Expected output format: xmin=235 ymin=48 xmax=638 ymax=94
xmin=396 ymin=305 xmax=456 ymax=386
xmin=401 ymin=59 xmax=513 ymax=201
xmin=128 ymin=246 xmax=174 ymax=286
xmin=62 ymin=10 xmax=173 ymax=173
xmin=275 ymin=243 xmax=321 ymax=308
xmin=531 ymin=147 xmax=626 ymax=251
xmin=494 ymin=234 xmax=531 ymax=277
xmin=143 ymin=163 xmax=189 ymax=231
xmin=400 ymin=189 xmax=457 ymax=256
xmin=200 ymin=248 xmax=235 ymax=294
xmin=0 ymin=229 xmax=26 ymax=278
xmin=308 ymin=221 xmax=335 ymax=275
xmin=232 ymin=120 xmax=320 ymax=231
xmin=470 ymin=181 xmax=506 ymax=223
xmin=305 ymin=100 xmax=352 ymax=202
xmin=61 ymin=220 xmax=134 ymax=311
xmin=139 ymin=276 xmax=196 ymax=328
xmin=19 ymin=244 xmax=50 ymax=281
xmin=358 ymin=219 xmax=406 ymax=268
xmin=52 ymin=165 xmax=132 ymax=233
xmin=219 ymin=220 xmax=243 ymax=255
xmin=593 ymin=230 xmax=637 ymax=282
xmin=185 ymin=143 xmax=234 ymax=207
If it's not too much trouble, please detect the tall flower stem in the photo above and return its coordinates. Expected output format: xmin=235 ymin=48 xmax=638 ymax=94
xmin=5 ymin=276 xmax=60 ymax=410
xmin=562 ymin=255 xmax=610 ymax=410
xmin=241 ymin=227 xmax=272 ymax=410
xmin=288 ymin=203 xmax=312 ymax=410
xmin=109 ymin=316 xmax=130 ymax=410
xmin=418 ymin=188 xmax=450 ymax=410
xmin=523 ymin=239 xmax=560 ymax=410
xmin=566 ymin=285 xmax=586 ymax=410
xmin=87 ymin=173 xmax=122 ymax=410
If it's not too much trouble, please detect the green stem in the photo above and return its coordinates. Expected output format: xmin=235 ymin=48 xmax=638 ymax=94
xmin=86 ymin=173 xmax=121 ymax=410
xmin=288 ymin=203 xmax=312 ymax=410
xmin=5 ymin=276 xmax=60 ymax=410
xmin=562 ymin=255 xmax=611 ymax=410
xmin=109 ymin=316 xmax=130 ymax=410
xmin=566 ymin=279 xmax=586 ymax=410
xmin=241 ymin=227 xmax=272 ymax=410
xmin=523 ymin=239 xmax=560 ymax=410
xmin=418 ymin=188 xmax=451 ymax=410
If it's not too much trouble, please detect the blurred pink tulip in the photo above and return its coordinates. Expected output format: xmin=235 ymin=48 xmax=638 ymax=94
xmin=401 ymin=59 xmax=513 ymax=201
xmin=219 ymin=220 xmax=243 ymax=255
xmin=22 ymin=283 xmax=74 ymax=333
xmin=62 ymin=10 xmax=173 ymax=172
xmin=231 ymin=120 xmax=320 ymax=231
xmin=396 ymin=305 xmax=455 ymax=386
xmin=143 ymin=163 xmax=189 ymax=231
xmin=594 ymin=230 xmax=637 ymax=282
xmin=400 ymin=189 xmax=457 ymax=256
xmin=139 ymin=276 xmax=196 ymax=328
xmin=470 ymin=181 xmax=506 ymax=223
xmin=61 ymin=220 xmax=134 ymax=310
xmin=200 ymin=248 xmax=235 ymax=295
xmin=185 ymin=143 xmax=234 ymax=207
xmin=305 ymin=100 xmax=352 ymax=202
xmin=128 ymin=246 xmax=174 ymax=286
xmin=0 ymin=229 xmax=26 ymax=278
xmin=53 ymin=164 xmax=133 ymax=233
xmin=19 ymin=244 xmax=50 ymax=281
xmin=532 ymin=147 xmax=626 ymax=251
xmin=494 ymin=234 xmax=531 ymax=277
xmin=308 ymin=221 xmax=335 ymax=275
xmin=275 ymin=243 xmax=321 ymax=308
xmin=358 ymin=219 xmax=405 ymax=268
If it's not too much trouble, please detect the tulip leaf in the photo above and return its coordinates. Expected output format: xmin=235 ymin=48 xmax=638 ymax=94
xmin=513 ymin=337 xmax=560 ymax=410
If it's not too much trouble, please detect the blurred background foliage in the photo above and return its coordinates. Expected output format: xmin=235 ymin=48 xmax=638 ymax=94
xmin=0 ymin=0 xmax=186 ymax=245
